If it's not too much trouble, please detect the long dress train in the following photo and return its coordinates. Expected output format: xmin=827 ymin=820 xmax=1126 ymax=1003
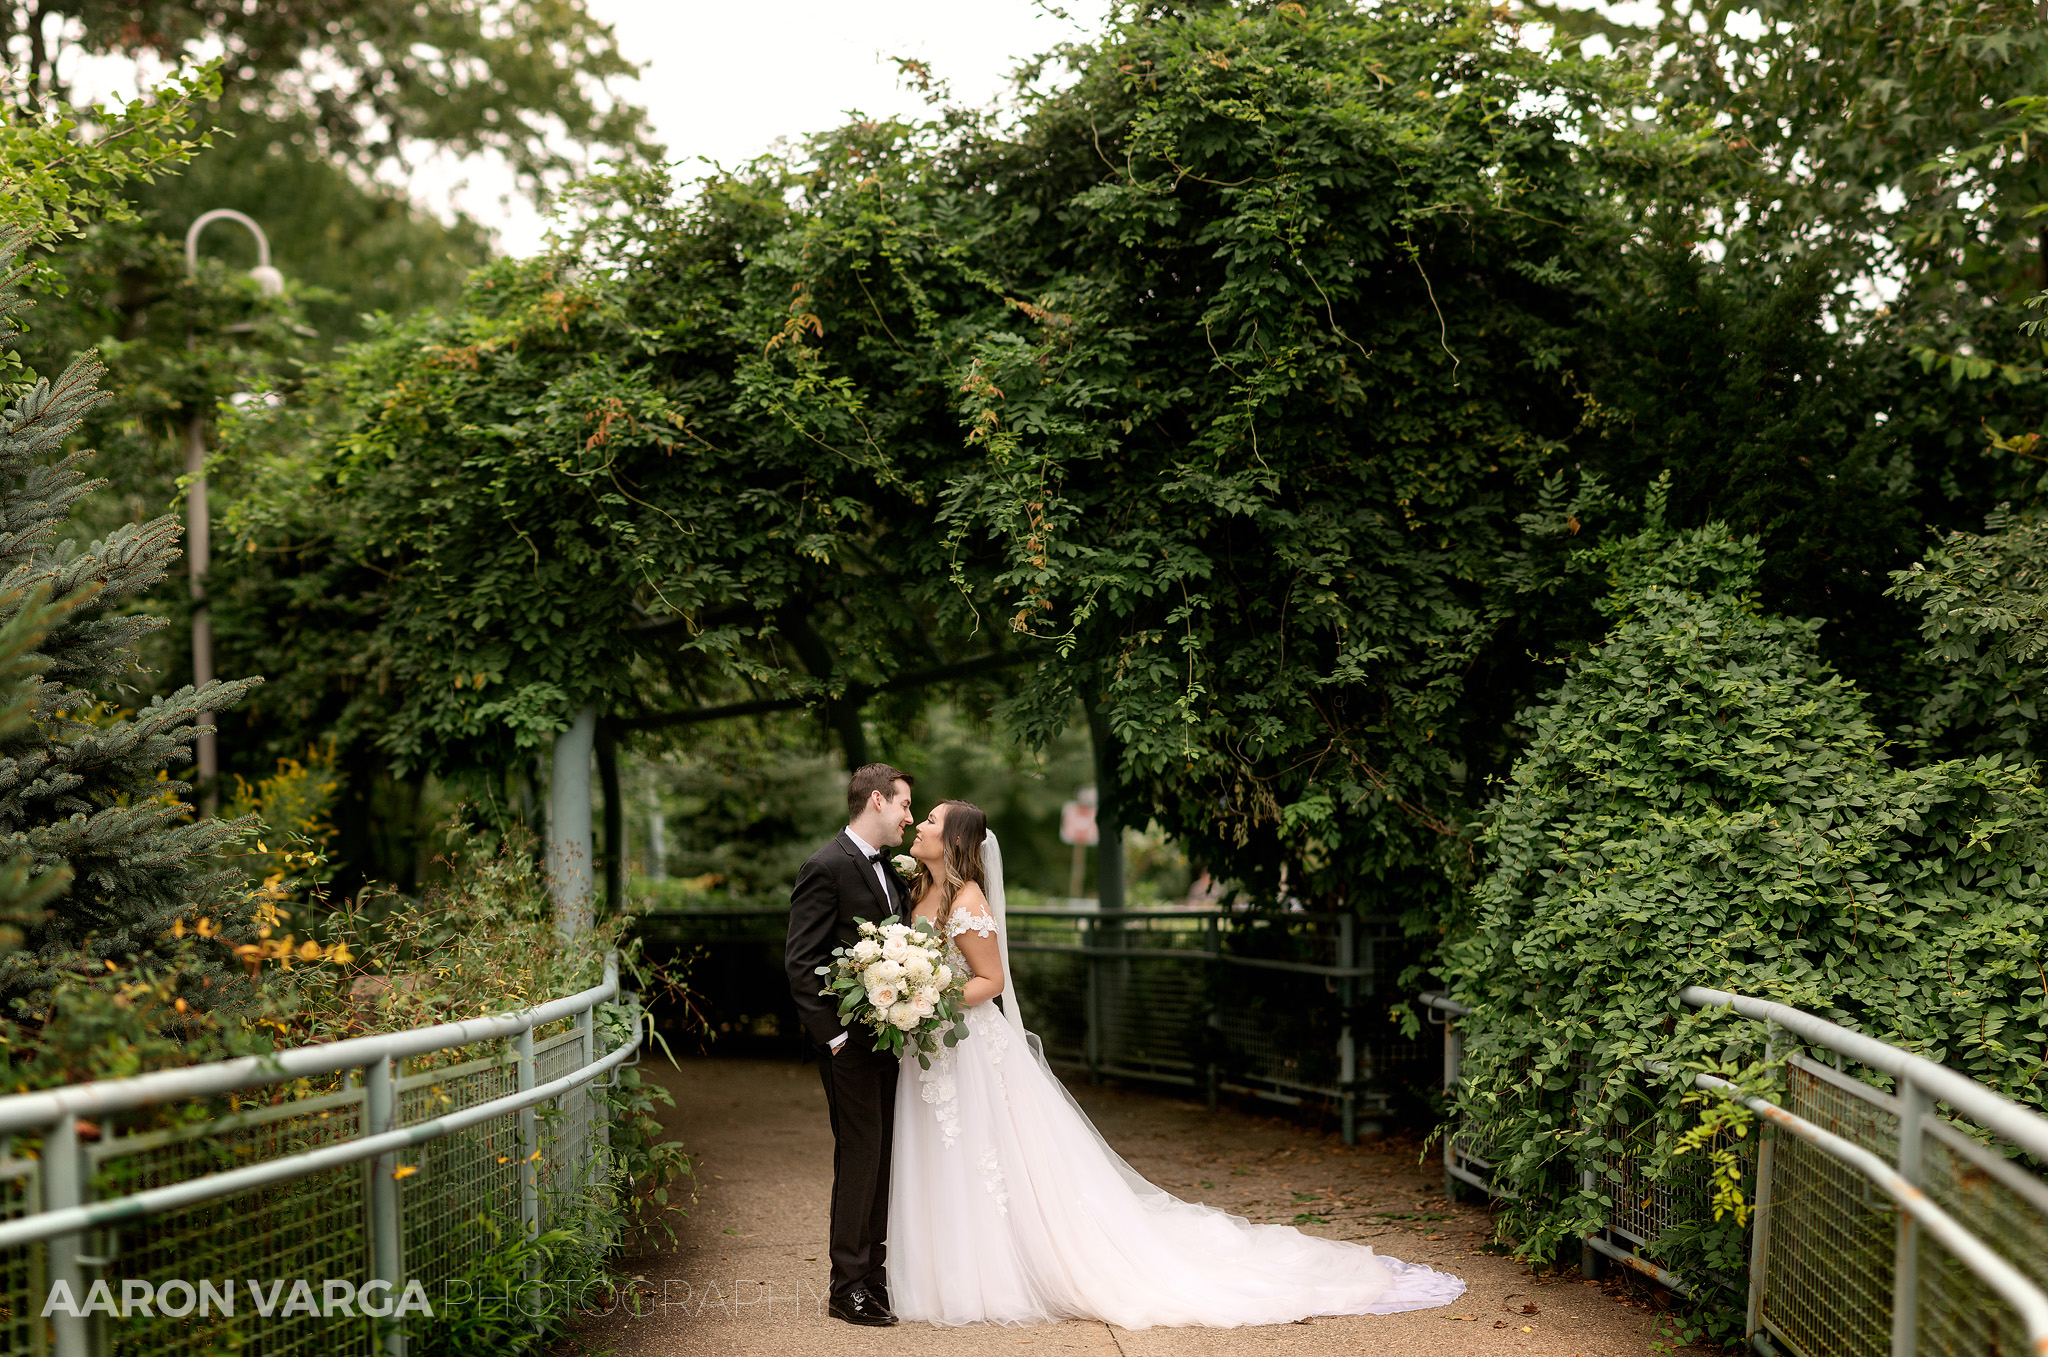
xmin=886 ymin=901 xmax=1467 ymax=1328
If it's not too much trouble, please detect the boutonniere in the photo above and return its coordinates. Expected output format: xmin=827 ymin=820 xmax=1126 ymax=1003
xmin=891 ymin=853 xmax=916 ymax=876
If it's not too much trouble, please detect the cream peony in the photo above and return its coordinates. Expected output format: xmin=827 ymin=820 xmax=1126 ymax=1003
xmin=861 ymin=959 xmax=905 ymax=992
xmin=869 ymin=985 xmax=900 ymax=1009
xmin=880 ymin=937 xmax=911 ymax=964
xmin=933 ymin=964 xmax=952 ymax=988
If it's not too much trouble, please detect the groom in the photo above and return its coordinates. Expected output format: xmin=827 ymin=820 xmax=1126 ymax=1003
xmin=785 ymin=762 xmax=914 ymax=1328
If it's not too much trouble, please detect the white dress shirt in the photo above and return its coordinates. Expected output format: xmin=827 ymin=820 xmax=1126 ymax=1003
xmin=843 ymin=826 xmax=895 ymax=905
xmin=830 ymin=827 xmax=893 ymax=1052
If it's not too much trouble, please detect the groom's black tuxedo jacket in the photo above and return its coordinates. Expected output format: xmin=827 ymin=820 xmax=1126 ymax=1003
xmin=785 ymin=832 xmax=910 ymax=1050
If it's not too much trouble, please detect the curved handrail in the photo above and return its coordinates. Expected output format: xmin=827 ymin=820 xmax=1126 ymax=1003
xmin=0 ymin=958 xmax=620 ymax=1134
xmin=1681 ymin=985 xmax=2048 ymax=1162
xmin=0 ymin=1022 xmax=641 ymax=1251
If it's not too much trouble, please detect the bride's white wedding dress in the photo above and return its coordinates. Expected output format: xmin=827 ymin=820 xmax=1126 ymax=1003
xmin=887 ymin=835 xmax=1466 ymax=1328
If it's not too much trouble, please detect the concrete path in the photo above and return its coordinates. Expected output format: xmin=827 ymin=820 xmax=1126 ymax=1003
xmin=569 ymin=1057 xmax=1703 ymax=1357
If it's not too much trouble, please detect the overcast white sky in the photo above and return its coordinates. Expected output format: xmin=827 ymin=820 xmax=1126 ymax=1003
xmin=419 ymin=0 xmax=1115 ymax=257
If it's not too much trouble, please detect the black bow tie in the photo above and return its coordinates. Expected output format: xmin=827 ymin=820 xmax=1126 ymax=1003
xmin=866 ymin=851 xmax=886 ymax=866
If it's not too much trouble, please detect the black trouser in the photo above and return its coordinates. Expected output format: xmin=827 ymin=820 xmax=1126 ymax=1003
xmin=814 ymin=1036 xmax=897 ymax=1299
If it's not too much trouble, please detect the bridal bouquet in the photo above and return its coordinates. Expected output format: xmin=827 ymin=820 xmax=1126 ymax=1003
xmin=818 ymin=917 xmax=966 ymax=1068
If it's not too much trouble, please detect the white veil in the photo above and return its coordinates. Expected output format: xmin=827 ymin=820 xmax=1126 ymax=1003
xmin=981 ymin=829 xmax=1043 ymax=1059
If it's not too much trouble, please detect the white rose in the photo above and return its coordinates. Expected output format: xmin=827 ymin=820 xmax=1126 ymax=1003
xmin=881 ymin=939 xmax=910 ymax=964
xmin=888 ymin=1001 xmax=920 ymax=1031
xmin=892 ymin=853 xmax=917 ymax=875
xmin=933 ymin=964 xmax=951 ymax=989
xmin=870 ymin=985 xmax=899 ymax=1009
xmin=850 ymin=939 xmax=882 ymax=964
xmin=884 ymin=921 xmax=911 ymax=937
xmin=913 ymin=994 xmax=935 ymax=1019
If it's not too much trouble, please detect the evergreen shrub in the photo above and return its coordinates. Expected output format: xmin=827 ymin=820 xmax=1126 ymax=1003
xmin=1442 ymin=502 xmax=2048 ymax=1300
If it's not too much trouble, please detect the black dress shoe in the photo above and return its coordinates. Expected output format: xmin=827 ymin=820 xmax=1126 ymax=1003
xmin=828 ymin=1289 xmax=898 ymax=1326
xmin=867 ymin=1282 xmax=891 ymax=1314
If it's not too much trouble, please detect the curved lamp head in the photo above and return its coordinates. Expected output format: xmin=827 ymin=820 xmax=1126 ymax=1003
xmin=186 ymin=209 xmax=283 ymax=295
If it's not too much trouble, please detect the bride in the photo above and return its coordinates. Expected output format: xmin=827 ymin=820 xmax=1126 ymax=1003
xmin=887 ymin=799 xmax=1467 ymax=1328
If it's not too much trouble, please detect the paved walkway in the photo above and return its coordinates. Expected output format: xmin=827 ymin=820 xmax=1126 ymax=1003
xmin=570 ymin=1057 xmax=1700 ymax=1357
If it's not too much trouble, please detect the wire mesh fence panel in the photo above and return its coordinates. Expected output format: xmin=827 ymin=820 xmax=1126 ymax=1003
xmin=1596 ymin=1124 xmax=1719 ymax=1252
xmin=1914 ymin=1229 xmax=2028 ymax=1357
xmin=397 ymin=1050 xmax=522 ymax=1301
xmin=1006 ymin=909 xmax=1425 ymax=1133
xmin=535 ymin=1029 xmax=604 ymax=1225
xmin=1759 ymin=1056 xmax=1899 ymax=1357
xmin=89 ymin=1094 xmax=372 ymax=1357
xmin=1912 ymin=1117 xmax=2048 ymax=1357
xmin=1094 ymin=952 xmax=1207 ymax=1085
xmin=1212 ymin=964 xmax=1339 ymax=1097
xmin=1007 ymin=946 xmax=1087 ymax=1066
xmin=1918 ymin=1118 xmax=2048 ymax=1294
xmin=0 ymin=1158 xmax=41 ymax=1357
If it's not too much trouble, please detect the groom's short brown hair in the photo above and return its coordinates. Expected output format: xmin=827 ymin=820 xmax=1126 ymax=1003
xmin=847 ymin=763 xmax=914 ymax=818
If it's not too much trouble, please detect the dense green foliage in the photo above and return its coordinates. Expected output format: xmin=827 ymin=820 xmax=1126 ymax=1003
xmin=228 ymin=1 xmax=1697 ymax=917
xmin=0 ymin=232 xmax=262 ymax=995
xmin=1443 ymin=507 xmax=2048 ymax=1288
xmin=0 ymin=0 xmax=659 ymax=887
xmin=1889 ymin=504 xmax=2048 ymax=759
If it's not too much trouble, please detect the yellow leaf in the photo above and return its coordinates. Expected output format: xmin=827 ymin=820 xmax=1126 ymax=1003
xmin=392 ymin=1165 xmax=419 ymax=1180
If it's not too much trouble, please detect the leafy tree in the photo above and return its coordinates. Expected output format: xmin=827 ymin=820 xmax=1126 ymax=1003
xmin=1443 ymin=506 xmax=2048 ymax=1288
xmin=0 ymin=232 xmax=260 ymax=997
xmin=1888 ymin=502 xmax=2048 ymax=758
xmin=217 ymin=1 xmax=1696 ymax=921
xmin=1532 ymin=0 xmax=2048 ymax=721
xmin=4 ymin=0 xmax=651 ymax=186
xmin=0 ymin=0 xmax=657 ymax=887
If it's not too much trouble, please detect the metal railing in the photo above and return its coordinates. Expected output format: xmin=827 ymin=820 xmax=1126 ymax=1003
xmin=643 ymin=898 xmax=1430 ymax=1142
xmin=0 ymin=955 xmax=641 ymax=1357
xmin=1008 ymin=906 xmax=1424 ymax=1142
xmin=1419 ymin=987 xmax=2048 ymax=1357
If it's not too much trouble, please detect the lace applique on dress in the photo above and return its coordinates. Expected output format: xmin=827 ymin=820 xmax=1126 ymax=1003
xmin=945 ymin=910 xmax=996 ymax=939
xmin=918 ymin=1044 xmax=960 ymax=1147
xmin=977 ymin=1145 xmax=1010 ymax=1216
xmin=982 ymin=1007 xmax=1011 ymax=1066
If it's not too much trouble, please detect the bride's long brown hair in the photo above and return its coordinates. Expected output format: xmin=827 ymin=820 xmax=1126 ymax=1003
xmin=908 ymin=800 xmax=989 ymax=932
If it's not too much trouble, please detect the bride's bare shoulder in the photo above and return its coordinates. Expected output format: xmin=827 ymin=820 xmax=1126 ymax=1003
xmin=947 ymin=882 xmax=995 ymax=935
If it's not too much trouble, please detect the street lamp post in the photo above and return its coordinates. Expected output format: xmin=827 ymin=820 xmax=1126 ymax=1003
xmin=183 ymin=210 xmax=284 ymax=814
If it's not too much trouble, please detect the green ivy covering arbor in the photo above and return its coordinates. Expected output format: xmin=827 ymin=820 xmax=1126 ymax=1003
xmin=1442 ymin=499 xmax=2048 ymax=1286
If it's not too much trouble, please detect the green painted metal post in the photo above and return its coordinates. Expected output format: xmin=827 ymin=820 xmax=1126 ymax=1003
xmin=367 ymin=1056 xmax=405 ymax=1357
xmin=516 ymin=1028 xmax=539 ymax=1244
xmin=1892 ymin=1075 xmax=1930 ymax=1357
xmin=45 ymin=1114 xmax=86 ymax=1357
xmin=1337 ymin=913 xmax=1357 ymax=1146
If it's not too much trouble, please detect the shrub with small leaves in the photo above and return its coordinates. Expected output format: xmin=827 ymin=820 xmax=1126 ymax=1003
xmin=1443 ymin=505 xmax=2048 ymax=1309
